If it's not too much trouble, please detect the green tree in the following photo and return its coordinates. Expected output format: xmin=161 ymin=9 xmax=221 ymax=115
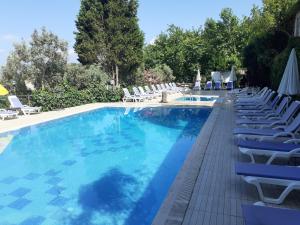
xmin=144 ymin=25 xmax=204 ymax=82
xmin=1 ymin=28 xmax=68 ymax=92
xmin=64 ymin=63 xmax=109 ymax=89
xmin=30 ymin=28 xmax=68 ymax=89
xmin=74 ymin=0 xmax=106 ymax=65
xmin=263 ymin=0 xmax=298 ymax=28
xmin=74 ymin=0 xmax=144 ymax=85
xmin=0 ymin=41 xmax=30 ymax=94
xmin=202 ymin=8 xmax=247 ymax=72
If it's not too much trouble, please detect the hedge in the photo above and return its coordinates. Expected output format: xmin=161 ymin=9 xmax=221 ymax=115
xmin=271 ymin=37 xmax=300 ymax=89
xmin=31 ymin=83 xmax=123 ymax=111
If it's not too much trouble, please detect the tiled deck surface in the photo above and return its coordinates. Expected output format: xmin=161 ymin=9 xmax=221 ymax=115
xmin=154 ymin=92 xmax=300 ymax=225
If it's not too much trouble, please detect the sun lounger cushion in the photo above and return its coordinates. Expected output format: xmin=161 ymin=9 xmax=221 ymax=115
xmin=237 ymin=139 xmax=300 ymax=152
xmin=242 ymin=204 xmax=300 ymax=225
xmin=233 ymin=128 xmax=278 ymax=136
xmin=235 ymin=162 xmax=300 ymax=181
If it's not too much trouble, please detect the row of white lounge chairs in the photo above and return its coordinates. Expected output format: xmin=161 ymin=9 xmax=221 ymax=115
xmin=0 ymin=95 xmax=41 ymax=120
xmin=122 ymin=82 xmax=183 ymax=102
xmin=231 ymin=87 xmax=300 ymax=225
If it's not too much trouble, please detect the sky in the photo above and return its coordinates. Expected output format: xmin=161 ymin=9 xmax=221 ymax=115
xmin=0 ymin=0 xmax=262 ymax=65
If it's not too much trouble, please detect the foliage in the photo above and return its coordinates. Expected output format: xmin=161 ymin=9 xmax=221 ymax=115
xmin=31 ymin=82 xmax=123 ymax=111
xmin=144 ymin=9 xmax=249 ymax=82
xmin=64 ymin=64 xmax=109 ymax=90
xmin=143 ymin=64 xmax=174 ymax=84
xmin=144 ymin=25 xmax=203 ymax=82
xmin=242 ymin=0 xmax=298 ymax=88
xmin=0 ymin=41 xmax=30 ymax=94
xmin=262 ymin=0 xmax=298 ymax=29
xmin=272 ymin=37 xmax=300 ymax=89
xmin=74 ymin=0 xmax=144 ymax=85
xmin=243 ymin=30 xmax=290 ymax=87
xmin=30 ymin=28 xmax=68 ymax=89
xmin=1 ymin=28 xmax=68 ymax=93
xmin=201 ymin=8 xmax=248 ymax=72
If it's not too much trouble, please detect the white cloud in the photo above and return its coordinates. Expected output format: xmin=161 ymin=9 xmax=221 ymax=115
xmin=68 ymin=47 xmax=78 ymax=63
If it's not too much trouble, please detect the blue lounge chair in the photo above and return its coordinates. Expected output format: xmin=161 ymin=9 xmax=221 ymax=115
xmin=214 ymin=81 xmax=221 ymax=90
xmin=235 ymin=89 xmax=272 ymax=107
xmin=236 ymin=97 xmax=291 ymax=125
xmin=235 ymin=87 xmax=268 ymax=103
xmin=227 ymin=81 xmax=233 ymax=90
xmin=237 ymin=139 xmax=300 ymax=164
xmin=234 ymin=112 xmax=300 ymax=140
xmin=236 ymin=162 xmax=300 ymax=204
xmin=242 ymin=204 xmax=300 ymax=225
xmin=235 ymin=91 xmax=277 ymax=111
xmin=205 ymin=81 xmax=212 ymax=90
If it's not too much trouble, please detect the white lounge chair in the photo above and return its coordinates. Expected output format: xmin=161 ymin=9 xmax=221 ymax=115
xmin=236 ymin=162 xmax=300 ymax=204
xmin=0 ymin=109 xmax=18 ymax=120
xmin=122 ymin=88 xmax=143 ymax=102
xmin=8 ymin=95 xmax=41 ymax=115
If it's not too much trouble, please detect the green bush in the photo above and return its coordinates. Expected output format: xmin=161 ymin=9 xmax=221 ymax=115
xmin=272 ymin=37 xmax=300 ymax=89
xmin=31 ymin=82 xmax=123 ymax=111
xmin=243 ymin=30 xmax=290 ymax=87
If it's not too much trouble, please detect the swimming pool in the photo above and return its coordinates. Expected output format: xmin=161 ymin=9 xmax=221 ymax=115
xmin=0 ymin=107 xmax=211 ymax=225
xmin=176 ymin=96 xmax=218 ymax=102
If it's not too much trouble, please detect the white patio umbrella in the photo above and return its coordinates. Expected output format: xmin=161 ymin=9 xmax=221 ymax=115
xmin=196 ymin=69 xmax=201 ymax=81
xmin=229 ymin=66 xmax=237 ymax=82
xmin=278 ymin=48 xmax=300 ymax=95
xmin=194 ymin=69 xmax=201 ymax=89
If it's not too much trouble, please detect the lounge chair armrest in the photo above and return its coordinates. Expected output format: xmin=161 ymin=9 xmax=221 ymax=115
xmin=263 ymin=113 xmax=278 ymax=119
xmin=272 ymin=125 xmax=286 ymax=130
xmin=267 ymin=121 xmax=286 ymax=127
xmin=259 ymin=132 xmax=295 ymax=141
xmin=284 ymin=139 xmax=300 ymax=144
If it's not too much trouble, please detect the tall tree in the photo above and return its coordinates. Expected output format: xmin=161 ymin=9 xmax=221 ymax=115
xmin=74 ymin=0 xmax=106 ymax=65
xmin=74 ymin=0 xmax=144 ymax=85
xmin=144 ymin=25 xmax=204 ymax=82
xmin=30 ymin=28 xmax=68 ymax=89
xmin=1 ymin=28 xmax=68 ymax=92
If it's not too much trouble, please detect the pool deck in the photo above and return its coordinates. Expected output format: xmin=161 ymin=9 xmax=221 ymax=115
xmin=152 ymin=91 xmax=300 ymax=225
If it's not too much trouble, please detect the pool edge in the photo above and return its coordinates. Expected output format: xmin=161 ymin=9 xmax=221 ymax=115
xmin=151 ymin=101 xmax=221 ymax=225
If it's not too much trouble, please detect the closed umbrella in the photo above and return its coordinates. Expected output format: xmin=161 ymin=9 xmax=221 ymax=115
xmin=0 ymin=84 xmax=9 ymax=96
xmin=196 ymin=69 xmax=201 ymax=82
xmin=194 ymin=69 xmax=201 ymax=90
xmin=278 ymin=48 xmax=300 ymax=95
xmin=229 ymin=66 xmax=237 ymax=82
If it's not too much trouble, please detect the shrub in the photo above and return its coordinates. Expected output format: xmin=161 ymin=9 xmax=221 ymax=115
xmin=144 ymin=64 xmax=175 ymax=84
xmin=243 ymin=30 xmax=290 ymax=87
xmin=64 ymin=64 xmax=109 ymax=90
xmin=31 ymin=82 xmax=123 ymax=111
xmin=272 ymin=37 xmax=300 ymax=89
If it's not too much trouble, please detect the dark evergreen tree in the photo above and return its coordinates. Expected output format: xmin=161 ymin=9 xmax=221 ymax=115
xmin=74 ymin=0 xmax=144 ymax=85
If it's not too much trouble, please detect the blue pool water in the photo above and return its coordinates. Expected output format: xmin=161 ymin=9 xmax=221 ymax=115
xmin=176 ymin=96 xmax=218 ymax=102
xmin=0 ymin=107 xmax=211 ymax=225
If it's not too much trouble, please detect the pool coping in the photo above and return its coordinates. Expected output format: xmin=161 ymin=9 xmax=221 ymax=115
xmin=151 ymin=100 xmax=221 ymax=225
